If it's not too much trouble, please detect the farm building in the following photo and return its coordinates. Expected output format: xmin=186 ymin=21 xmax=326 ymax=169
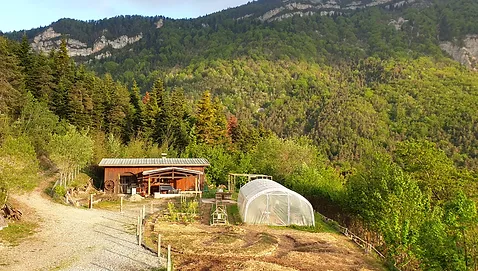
xmin=237 ymin=179 xmax=315 ymax=226
xmin=98 ymin=157 xmax=210 ymax=196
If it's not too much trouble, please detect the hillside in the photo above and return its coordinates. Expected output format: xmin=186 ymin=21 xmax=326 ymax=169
xmin=1 ymin=0 xmax=478 ymax=270
xmin=5 ymin=0 xmax=478 ymax=72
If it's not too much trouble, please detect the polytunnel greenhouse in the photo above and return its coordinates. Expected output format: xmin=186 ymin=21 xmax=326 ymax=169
xmin=237 ymin=179 xmax=315 ymax=226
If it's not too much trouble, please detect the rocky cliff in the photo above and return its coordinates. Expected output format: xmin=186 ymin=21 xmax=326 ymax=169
xmin=31 ymin=27 xmax=143 ymax=58
xmin=440 ymin=35 xmax=478 ymax=70
xmin=254 ymin=0 xmax=417 ymax=22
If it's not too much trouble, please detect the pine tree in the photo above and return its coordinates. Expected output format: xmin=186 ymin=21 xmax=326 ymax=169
xmin=152 ymin=78 xmax=171 ymax=145
xmin=67 ymin=66 xmax=94 ymax=128
xmin=195 ymin=91 xmax=227 ymax=145
xmin=143 ymin=79 xmax=161 ymax=138
xmin=50 ymin=38 xmax=74 ymax=119
xmin=130 ymin=80 xmax=145 ymax=137
xmin=168 ymin=87 xmax=191 ymax=153
xmin=195 ymin=90 xmax=215 ymax=144
xmin=30 ymin=53 xmax=54 ymax=103
xmin=0 ymin=36 xmax=24 ymax=116
xmin=102 ymin=74 xmax=130 ymax=135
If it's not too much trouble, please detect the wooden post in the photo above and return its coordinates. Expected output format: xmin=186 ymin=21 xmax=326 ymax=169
xmin=138 ymin=222 xmax=142 ymax=246
xmin=138 ymin=212 xmax=142 ymax=246
xmin=148 ymin=178 xmax=151 ymax=197
xmin=120 ymin=197 xmax=123 ymax=213
xmin=157 ymin=234 xmax=161 ymax=258
xmin=228 ymin=175 xmax=231 ymax=192
xmin=137 ymin=215 xmax=140 ymax=238
xmin=167 ymin=245 xmax=171 ymax=271
xmin=89 ymin=194 xmax=93 ymax=209
xmin=195 ymin=176 xmax=198 ymax=192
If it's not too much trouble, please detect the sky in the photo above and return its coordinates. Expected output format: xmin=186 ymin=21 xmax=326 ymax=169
xmin=0 ymin=0 xmax=251 ymax=32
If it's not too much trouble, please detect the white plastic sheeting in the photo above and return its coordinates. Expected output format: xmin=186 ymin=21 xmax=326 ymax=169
xmin=237 ymin=179 xmax=315 ymax=226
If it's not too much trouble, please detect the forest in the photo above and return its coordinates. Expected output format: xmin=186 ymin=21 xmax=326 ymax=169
xmin=1 ymin=0 xmax=478 ymax=270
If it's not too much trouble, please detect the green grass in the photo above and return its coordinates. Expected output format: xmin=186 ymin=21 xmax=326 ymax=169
xmin=93 ymin=199 xmax=121 ymax=210
xmin=226 ymin=204 xmax=242 ymax=225
xmin=0 ymin=221 xmax=38 ymax=245
xmin=202 ymin=189 xmax=217 ymax=199
xmin=269 ymin=212 xmax=338 ymax=233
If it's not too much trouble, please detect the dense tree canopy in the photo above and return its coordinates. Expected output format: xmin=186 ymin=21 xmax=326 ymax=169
xmin=1 ymin=0 xmax=478 ymax=268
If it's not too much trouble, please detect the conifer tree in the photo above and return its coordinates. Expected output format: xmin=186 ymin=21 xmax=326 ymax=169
xmin=195 ymin=90 xmax=215 ymax=144
xmin=129 ymin=80 xmax=145 ymax=137
xmin=143 ymin=79 xmax=161 ymax=138
xmin=0 ymin=36 xmax=24 ymax=116
xmin=168 ymin=87 xmax=191 ymax=153
xmin=195 ymin=90 xmax=227 ymax=145
xmin=102 ymin=74 xmax=130 ymax=136
xmin=152 ymin=78 xmax=172 ymax=146
xmin=17 ymin=35 xmax=35 ymax=95
xmin=50 ymin=38 xmax=74 ymax=119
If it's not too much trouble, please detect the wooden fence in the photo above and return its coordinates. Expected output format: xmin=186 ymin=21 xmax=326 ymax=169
xmin=51 ymin=166 xmax=81 ymax=194
xmin=137 ymin=205 xmax=172 ymax=270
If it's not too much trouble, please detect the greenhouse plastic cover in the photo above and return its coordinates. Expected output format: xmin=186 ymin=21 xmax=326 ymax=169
xmin=237 ymin=179 xmax=315 ymax=226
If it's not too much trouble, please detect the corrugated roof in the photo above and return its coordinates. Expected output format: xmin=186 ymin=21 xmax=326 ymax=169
xmin=98 ymin=158 xmax=210 ymax=167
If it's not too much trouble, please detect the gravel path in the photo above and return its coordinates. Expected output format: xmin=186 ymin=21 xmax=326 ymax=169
xmin=0 ymin=190 xmax=161 ymax=271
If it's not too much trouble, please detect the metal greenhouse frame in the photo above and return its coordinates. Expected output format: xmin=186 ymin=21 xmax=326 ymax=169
xmin=237 ymin=179 xmax=315 ymax=226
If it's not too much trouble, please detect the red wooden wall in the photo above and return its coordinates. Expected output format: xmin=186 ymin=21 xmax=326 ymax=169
xmin=103 ymin=166 xmax=206 ymax=194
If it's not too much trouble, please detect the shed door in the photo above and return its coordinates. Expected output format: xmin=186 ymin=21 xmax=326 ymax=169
xmin=119 ymin=174 xmax=136 ymax=194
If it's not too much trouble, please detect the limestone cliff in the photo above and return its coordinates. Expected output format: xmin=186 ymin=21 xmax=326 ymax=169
xmin=440 ymin=35 xmax=478 ymax=70
xmin=256 ymin=0 xmax=417 ymax=22
xmin=31 ymin=27 xmax=142 ymax=58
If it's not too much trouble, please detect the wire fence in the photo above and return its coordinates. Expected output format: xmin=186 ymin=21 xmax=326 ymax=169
xmin=318 ymin=213 xmax=398 ymax=269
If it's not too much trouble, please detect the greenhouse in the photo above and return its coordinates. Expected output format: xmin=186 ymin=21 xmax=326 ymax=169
xmin=237 ymin=179 xmax=315 ymax=226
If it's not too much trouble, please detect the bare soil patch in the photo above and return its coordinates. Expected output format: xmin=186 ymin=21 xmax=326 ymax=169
xmin=144 ymin=200 xmax=385 ymax=271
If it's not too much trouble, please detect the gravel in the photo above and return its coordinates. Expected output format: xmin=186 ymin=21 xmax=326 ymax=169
xmin=0 ymin=191 xmax=162 ymax=271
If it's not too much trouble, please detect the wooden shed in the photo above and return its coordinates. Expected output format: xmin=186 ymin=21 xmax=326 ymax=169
xmin=98 ymin=158 xmax=210 ymax=196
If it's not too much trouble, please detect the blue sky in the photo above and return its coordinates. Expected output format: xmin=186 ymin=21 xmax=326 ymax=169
xmin=0 ymin=0 xmax=251 ymax=32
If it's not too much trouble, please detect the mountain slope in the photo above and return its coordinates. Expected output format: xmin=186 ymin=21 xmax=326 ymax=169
xmin=4 ymin=0 xmax=478 ymax=72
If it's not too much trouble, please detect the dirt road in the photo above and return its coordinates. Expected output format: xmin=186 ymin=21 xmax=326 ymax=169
xmin=0 ymin=190 xmax=161 ymax=271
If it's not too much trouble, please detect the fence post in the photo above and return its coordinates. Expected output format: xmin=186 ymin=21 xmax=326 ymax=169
xmin=89 ymin=194 xmax=93 ymax=209
xmin=136 ymin=215 xmax=140 ymax=239
xmin=120 ymin=197 xmax=123 ymax=213
xmin=167 ymin=244 xmax=171 ymax=271
xmin=157 ymin=234 xmax=161 ymax=258
xmin=138 ymin=216 xmax=143 ymax=246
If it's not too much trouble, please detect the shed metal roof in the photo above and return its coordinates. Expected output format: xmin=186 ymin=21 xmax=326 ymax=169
xmin=98 ymin=158 xmax=210 ymax=167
